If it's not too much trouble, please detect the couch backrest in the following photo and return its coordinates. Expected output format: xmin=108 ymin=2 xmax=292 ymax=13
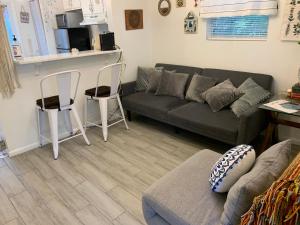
xmin=155 ymin=63 xmax=204 ymax=76
xmin=155 ymin=63 xmax=273 ymax=92
xmin=202 ymin=69 xmax=273 ymax=91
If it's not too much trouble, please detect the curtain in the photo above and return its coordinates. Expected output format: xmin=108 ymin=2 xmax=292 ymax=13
xmin=199 ymin=0 xmax=278 ymax=18
xmin=0 ymin=6 xmax=20 ymax=98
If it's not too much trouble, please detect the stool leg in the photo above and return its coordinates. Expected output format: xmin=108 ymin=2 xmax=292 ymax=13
xmin=84 ymin=97 xmax=88 ymax=131
xmin=99 ymin=98 xmax=108 ymax=142
xmin=48 ymin=109 xmax=59 ymax=160
xmin=36 ymin=108 xmax=43 ymax=147
xmin=117 ymin=95 xmax=129 ymax=130
xmin=64 ymin=110 xmax=73 ymax=136
xmin=71 ymin=105 xmax=90 ymax=146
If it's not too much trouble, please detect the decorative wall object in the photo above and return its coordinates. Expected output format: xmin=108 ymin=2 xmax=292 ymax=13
xmin=20 ymin=6 xmax=30 ymax=23
xmin=184 ymin=11 xmax=198 ymax=34
xmin=194 ymin=0 xmax=199 ymax=7
xmin=176 ymin=0 xmax=186 ymax=8
xmin=158 ymin=0 xmax=171 ymax=16
xmin=125 ymin=10 xmax=143 ymax=30
xmin=281 ymin=0 xmax=300 ymax=41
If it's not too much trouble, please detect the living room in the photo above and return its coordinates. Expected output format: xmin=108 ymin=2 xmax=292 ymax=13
xmin=0 ymin=0 xmax=299 ymax=225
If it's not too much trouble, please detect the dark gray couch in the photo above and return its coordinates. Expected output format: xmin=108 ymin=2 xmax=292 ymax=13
xmin=122 ymin=64 xmax=273 ymax=145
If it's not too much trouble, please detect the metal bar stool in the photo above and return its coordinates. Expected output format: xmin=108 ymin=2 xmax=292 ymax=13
xmin=84 ymin=63 xmax=129 ymax=142
xmin=36 ymin=70 xmax=90 ymax=159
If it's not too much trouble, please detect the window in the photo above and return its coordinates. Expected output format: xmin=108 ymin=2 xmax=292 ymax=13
xmin=207 ymin=15 xmax=269 ymax=40
xmin=3 ymin=7 xmax=14 ymax=45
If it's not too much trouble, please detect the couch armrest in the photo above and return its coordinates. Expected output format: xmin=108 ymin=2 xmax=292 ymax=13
xmin=236 ymin=106 xmax=268 ymax=145
xmin=120 ymin=81 xmax=136 ymax=96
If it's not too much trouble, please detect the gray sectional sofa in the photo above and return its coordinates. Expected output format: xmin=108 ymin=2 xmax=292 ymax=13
xmin=122 ymin=64 xmax=273 ymax=145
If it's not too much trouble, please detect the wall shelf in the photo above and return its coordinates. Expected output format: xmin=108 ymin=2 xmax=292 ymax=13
xmin=14 ymin=49 xmax=121 ymax=65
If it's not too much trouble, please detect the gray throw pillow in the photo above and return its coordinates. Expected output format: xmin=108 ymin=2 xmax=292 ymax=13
xmin=231 ymin=78 xmax=271 ymax=117
xmin=221 ymin=140 xmax=299 ymax=225
xmin=146 ymin=69 xmax=176 ymax=93
xmin=155 ymin=70 xmax=189 ymax=99
xmin=202 ymin=79 xmax=242 ymax=112
xmin=186 ymin=74 xmax=217 ymax=103
xmin=135 ymin=67 xmax=163 ymax=92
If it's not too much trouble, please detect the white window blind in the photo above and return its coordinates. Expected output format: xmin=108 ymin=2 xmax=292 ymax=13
xmin=207 ymin=15 xmax=269 ymax=40
xmin=199 ymin=0 xmax=278 ymax=18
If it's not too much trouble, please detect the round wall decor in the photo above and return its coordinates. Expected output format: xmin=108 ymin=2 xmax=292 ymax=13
xmin=158 ymin=0 xmax=171 ymax=16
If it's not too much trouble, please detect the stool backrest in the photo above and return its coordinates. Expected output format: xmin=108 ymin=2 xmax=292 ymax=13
xmin=40 ymin=70 xmax=81 ymax=110
xmin=95 ymin=63 xmax=125 ymax=97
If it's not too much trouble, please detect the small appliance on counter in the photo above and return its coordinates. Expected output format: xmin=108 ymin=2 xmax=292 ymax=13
xmin=100 ymin=32 xmax=116 ymax=51
xmin=54 ymin=28 xmax=91 ymax=53
xmin=56 ymin=11 xmax=83 ymax=28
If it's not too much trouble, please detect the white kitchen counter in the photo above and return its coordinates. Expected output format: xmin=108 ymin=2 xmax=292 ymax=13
xmin=14 ymin=49 xmax=121 ymax=65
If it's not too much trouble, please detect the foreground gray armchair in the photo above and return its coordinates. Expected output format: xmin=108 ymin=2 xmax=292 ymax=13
xmin=142 ymin=150 xmax=225 ymax=225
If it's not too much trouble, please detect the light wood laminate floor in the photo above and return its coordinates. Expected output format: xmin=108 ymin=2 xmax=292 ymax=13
xmin=0 ymin=117 xmax=230 ymax=225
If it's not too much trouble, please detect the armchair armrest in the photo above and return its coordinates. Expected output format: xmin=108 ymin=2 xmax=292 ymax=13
xmin=120 ymin=81 xmax=136 ymax=96
xmin=236 ymin=106 xmax=268 ymax=145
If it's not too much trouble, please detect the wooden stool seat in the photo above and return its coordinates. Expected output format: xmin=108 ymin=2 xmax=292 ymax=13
xmin=36 ymin=96 xmax=74 ymax=110
xmin=85 ymin=86 xmax=111 ymax=98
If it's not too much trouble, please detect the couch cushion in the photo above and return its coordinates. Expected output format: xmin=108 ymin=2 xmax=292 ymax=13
xmin=202 ymin=79 xmax=242 ymax=112
xmin=202 ymin=68 xmax=273 ymax=91
xmin=156 ymin=71 xmax=189 ymax=99
xmin=142 ymin=150 xmax=226 ymax=225
xmin=186 ymin=74 xmax=217 ymax=103
xmin=167 ymin=102 xmax=239 ymax=144
xmin=122 ymin=92 xmax=188 ymax=121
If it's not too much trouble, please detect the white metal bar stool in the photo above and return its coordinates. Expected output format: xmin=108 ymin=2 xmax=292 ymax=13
xmin=84 ymin=63 xmax=129 ymax=142
xmin=36 ymin=70 xmax=90 ymax=160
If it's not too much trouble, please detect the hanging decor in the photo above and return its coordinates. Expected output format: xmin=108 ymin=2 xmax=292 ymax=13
xmin=20 ymin=6 xmax=30 ymax=24
xmin=194 ymin=0 xmax=199 ymax=7
xmin=158 ymin=0 xmax=171 ymax=16
xmin=176 ymin=0 xmax=186 ymax=8
xmin=0 ymin=6 xmax=20 ymax=98
xmin=184 ymin=11 xmax=198 ymax=34
xmin=125 ymin=10 xmax=143 ymax=30
xmin=281 ymin=0 xmax=300 ymax=41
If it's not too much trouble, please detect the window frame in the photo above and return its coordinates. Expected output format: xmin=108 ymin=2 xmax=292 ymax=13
xmin=206 ymin=15 xmax=270 ymax=41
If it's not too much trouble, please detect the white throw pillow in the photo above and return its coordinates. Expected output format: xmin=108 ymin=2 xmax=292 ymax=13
xmin=209 ymin=145 xmax=256 ymax=193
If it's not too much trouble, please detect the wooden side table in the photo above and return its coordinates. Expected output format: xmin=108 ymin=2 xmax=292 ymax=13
xmin=260 ymin=103 xmax=300 ymax=151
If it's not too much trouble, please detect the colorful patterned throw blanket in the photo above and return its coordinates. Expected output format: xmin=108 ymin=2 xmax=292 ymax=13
xmin=241 ymin=153 xmax=300 ymax=225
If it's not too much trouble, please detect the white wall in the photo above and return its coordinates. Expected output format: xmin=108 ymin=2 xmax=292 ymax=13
xmin=0 ymin=0 xmax=153 ymax=155
xmin=149 ymin=0 xmax=300 ymax=143
xmin=1 ymin=0 xmax=40 ymax=57
xmin=109 ymin=0 xmax=153 ymax=81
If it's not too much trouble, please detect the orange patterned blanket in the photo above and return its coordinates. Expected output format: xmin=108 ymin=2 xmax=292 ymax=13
xmin=241 ymin=153 xmax=300 ymax=225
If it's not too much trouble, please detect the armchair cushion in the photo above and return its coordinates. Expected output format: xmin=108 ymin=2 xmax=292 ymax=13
xmin=142 ymin=150 xmax=226 ymax=225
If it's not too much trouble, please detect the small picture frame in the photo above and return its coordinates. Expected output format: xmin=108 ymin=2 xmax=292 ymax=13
xmin=20 ymin=6 xmax=29 ymax=24
xmin=184 ymin=11 xmax=198 ymax=34
xmin=125 ymin=9 xmax=144 ymax=30
xmin=176 ymin=0 xmax=186 ymax=8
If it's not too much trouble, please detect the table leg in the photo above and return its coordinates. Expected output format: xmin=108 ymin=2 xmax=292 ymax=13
xmin=261 ymin=122 xmax=276 ymax=152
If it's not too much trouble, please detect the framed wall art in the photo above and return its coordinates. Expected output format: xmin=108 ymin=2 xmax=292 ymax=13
xmin=176 ymin=0 xmax=186 ymax=8
xmin=281 ymin=0 xmax=300 ymax=41
xmin=158 ymin=0 xmax=171 ymax=16
xmin=184 ymin=11 xmax=198 ymax=34
xmin=125 ymin=9 xmax=143 ymax=30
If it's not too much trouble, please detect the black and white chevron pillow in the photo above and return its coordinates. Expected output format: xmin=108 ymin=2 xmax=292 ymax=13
xmin=209 ymin=145 xmax=256 ymax=193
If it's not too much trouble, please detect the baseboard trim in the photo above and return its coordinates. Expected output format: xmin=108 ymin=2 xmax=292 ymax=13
xmin=8 ymin=142 xmax=40 ymax=157
xmin=8 ymin=128 xmax=80 ymax=157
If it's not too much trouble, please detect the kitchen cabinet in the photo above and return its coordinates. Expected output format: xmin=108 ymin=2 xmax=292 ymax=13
xmin=80 ymin=0 xmax=107 ymax=25
xmin=63 ymin=0 xmax=81 ymax=11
